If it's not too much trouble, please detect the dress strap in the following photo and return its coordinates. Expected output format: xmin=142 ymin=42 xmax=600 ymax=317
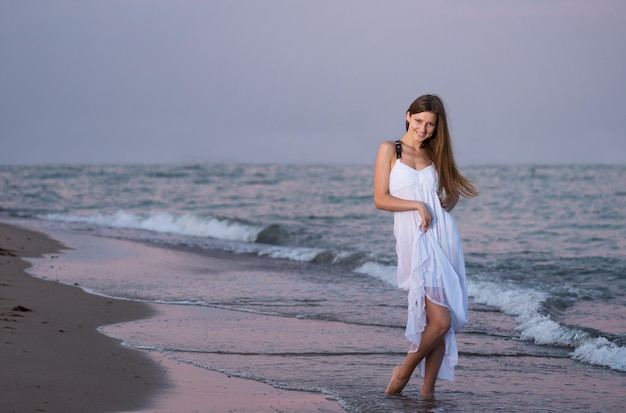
xmin=395 ymin=140 xmax=402 ymax=159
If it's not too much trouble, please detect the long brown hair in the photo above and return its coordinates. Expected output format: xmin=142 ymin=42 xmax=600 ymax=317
xmin=406 ymin=95 xmax=478 ymax=198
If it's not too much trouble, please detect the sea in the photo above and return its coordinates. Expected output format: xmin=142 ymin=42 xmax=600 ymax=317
xmin=1 ymin=163 xmax=625 ymax=412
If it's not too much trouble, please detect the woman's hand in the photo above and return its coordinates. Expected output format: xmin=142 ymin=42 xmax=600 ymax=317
xmin=440 ymin=192 xmax=460 ymax=212
xmin=416 ymin=202 xmax=432 ymax=232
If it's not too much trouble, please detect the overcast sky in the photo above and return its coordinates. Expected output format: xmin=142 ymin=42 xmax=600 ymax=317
xmin=1 ymin=0 xmax=625 ymax=166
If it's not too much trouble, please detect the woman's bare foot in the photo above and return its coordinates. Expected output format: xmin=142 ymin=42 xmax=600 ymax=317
xmin=384 ymin=365 xmax=410 ymax=394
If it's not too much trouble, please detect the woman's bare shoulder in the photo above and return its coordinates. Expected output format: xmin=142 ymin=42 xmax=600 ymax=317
xmin=378 ymin=140 xmax=397 ymax=152
xmin=375 ymin=141 xmax=398 ymax=170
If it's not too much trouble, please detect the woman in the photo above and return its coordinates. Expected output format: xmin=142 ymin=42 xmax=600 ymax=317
xmin=373 ymin=94 xmax=477 ymax=397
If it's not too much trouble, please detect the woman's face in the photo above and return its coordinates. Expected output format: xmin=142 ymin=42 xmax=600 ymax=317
xmin=406 ymin=111 xmax=437 ymax=143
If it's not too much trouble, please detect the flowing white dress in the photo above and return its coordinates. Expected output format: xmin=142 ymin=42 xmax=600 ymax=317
xmin=389 ymin=160 xmax=468 ymax=381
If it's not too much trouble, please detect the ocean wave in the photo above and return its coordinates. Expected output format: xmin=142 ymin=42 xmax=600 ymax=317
xmin=42 ymin=211 xmax=263 ymax=243
xmin=257 ymin=245 xmax=368 ymax=267
xmin=469 ymin=279 xmax=626 ymax=372
xmin=354 ymin=261 xmax=396 ymax=286
xmin=258 ymin=245 xmax=325 ymax=262
xmin=39 ymin=211 xmax=369 ymax=268
xmin=572 ymin=337 xmax=626 ymax=371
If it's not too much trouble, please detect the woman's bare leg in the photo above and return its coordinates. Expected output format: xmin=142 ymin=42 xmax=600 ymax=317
xmin=385 ymin=298 xmax=451 ymax=394
xmin=421 ymin=338 xmax=445 ymax=398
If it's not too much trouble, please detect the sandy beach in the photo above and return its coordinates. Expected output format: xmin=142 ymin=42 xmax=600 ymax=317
xmin=0 ymin=222 xmax=344 ymax=412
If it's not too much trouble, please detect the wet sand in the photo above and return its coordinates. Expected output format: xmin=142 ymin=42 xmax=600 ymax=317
xmin=0 ymin=222 xmax=343 ymax=412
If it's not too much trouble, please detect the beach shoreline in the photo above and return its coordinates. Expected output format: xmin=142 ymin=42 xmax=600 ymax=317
xmin=0 ymin=222 xmax=344 ymax=412
xmin=0 ymin=222 xmax=169 ymax=412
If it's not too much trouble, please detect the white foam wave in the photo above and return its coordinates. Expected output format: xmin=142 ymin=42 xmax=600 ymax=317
xmin=572 ymin=337 xmax=626 ymax=371
xmin=291 ymin=259 xmax=626 ymax=372
xmin=469 ymin=279 xmax=626 ymax=372
xmin=258 ymin=245 xmax=324 ymax=262
xmin=43 ymin=211 xmax=263 ymax=242
xmin=354 ymin=261 xmax=396 ymax=286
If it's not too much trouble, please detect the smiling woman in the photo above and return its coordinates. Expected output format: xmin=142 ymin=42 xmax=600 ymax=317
xmin=373 ymin=94 xmax=477 ymax=397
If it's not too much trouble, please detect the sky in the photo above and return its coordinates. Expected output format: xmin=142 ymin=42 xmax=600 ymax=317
xmin=1 ymin=0 xmax=625 ymax=166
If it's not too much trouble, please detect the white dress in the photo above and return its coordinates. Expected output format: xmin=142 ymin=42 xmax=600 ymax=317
xmin=389 ymin=159 xmax=468 ymax=381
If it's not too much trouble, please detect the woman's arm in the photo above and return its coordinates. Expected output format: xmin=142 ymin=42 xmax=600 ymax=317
xmin=373 ymin=142 xmax=432 ymax=230
xmin=373 ymin=142 xmax=416 ymax=212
